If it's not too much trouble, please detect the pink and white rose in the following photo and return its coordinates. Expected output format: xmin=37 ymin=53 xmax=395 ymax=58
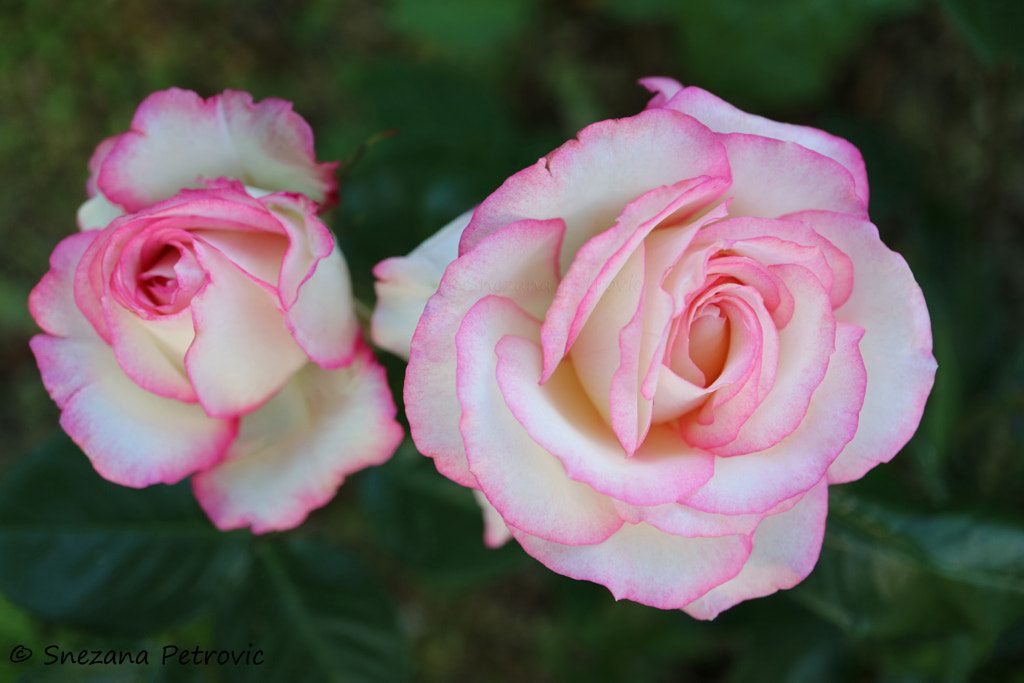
xmin=372 ymin=79 xmax=936 ymax=618
xmin=31 ymin=89 xmax=402 ymax=533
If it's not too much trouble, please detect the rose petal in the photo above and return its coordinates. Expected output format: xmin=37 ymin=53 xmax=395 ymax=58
xmin=85 ymin=135 xmax=118 ymax=199
xmin=684 ymin=322 xmax=867 ymax=514
xmin=569 ymin=246 xmax=645 ymax=432
xmin=31 ymin=232 xmax=103 ymax=340
xmin=461 ymin=108 xmax=731 ymax=272
xmin=540 ymin=176 xmax=729 ymax=382
xmin=786 ymin=211 xmax=938 ymax=483
xmin=682 ymin=478 xmax=829 ymax=619
xmin=677 ymin=284 xmax=778 ymax=449
xmin=190 ymin=228 xmax=289 ymax=288
xmin=77 ymin=191 xmax=125 ymax=232
xmin=691 ymin=263 xmax=837 ymax=457
xmin=192 ymin=345 xmax=402 ymax=533
xmin=372 ymin=209 xmax=473 ymax=360
xmin=32 ymin=334 xmax=237 ymax=487
xmin=720 ymin=133 xmax=866 ymax=220
xmin=406 ymin=218 xmax=564 ymax=487
xmin=185 ymin=241 xmax=308 ymax=418
xmin=513 ymin=521 xmax=752 ymax=610
xmin=98 ymin=88 xmax=338 ymax=212
xmin=625 ymin=488 xmax=803 ymax=539
xmin=473 ymin=489 xmax=514 ymax=548
xmin=105 ymin=303 xmax=198 ymax=402
xmin=692 ymin=215 xmax=854 ymax=310
xmin=497 ymin=332 xmax=714 ymax=507
xmin=638 ymin=76 xmax=684 ymax=109
xmin=458 ymin=296 xmax=623 ymax=545
xmin=642 ymin=79 xmax=869 ymax=208
xmin=265 ymin=193 xmax=359 ymax=368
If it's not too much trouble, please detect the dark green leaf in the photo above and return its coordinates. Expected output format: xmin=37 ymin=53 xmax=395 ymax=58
xmin=791 ymin=490 xmax=1024 ymax=680
xmin=0 ymin=435 xmax=250 ymax=632
xmin=826 ymin=490 xmax=1024 ymax=595
xmin=214 ymin=539 xmax=410 ymax=683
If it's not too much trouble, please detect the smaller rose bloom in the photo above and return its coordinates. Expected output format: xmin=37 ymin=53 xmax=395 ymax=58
xmin=373 ymin=79 xmax=937 ymax=618
xmin=78 ymin=88 xmax=339 ymax=231
xmin=31 ymin=182 xmax=402 ymax=532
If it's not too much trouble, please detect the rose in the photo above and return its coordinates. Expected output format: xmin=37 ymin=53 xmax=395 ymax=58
xmin=31 ymin=182 xmax=402 ymax=532
xmin=372 ymin=79 xmax=936 ymax=618
xmin=78 ymin=87 xmax=339 ymax=230
xmin=30 ymin=89 xmax=402 ymax=533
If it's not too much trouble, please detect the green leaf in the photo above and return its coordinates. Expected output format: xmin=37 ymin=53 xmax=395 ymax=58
xmin=359 ymin=442 xmax=528 ymax=581
xmin=791 ymin=490 xmax=1024 ymax=680
xmin=826 ymin=490 xmax=1024 ymax=595
xmin=0 ymin=434 xmax=250 ymax=632
xmin=214 ymin=539 xmax=411 ymax=683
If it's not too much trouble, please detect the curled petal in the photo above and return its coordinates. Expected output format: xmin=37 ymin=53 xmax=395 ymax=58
xmin=406 ymin=218 xmax=565 ymax=487
xmin=458 ymin=296 xmax=623 ymax=545
xmin=694 ymin=263 xmax=837 ymax=457
xmin=720 ymin=133 xmax=866 ymax=220
xmin=541 ymin=176 xmax=728 ymax=381
xmin=462 ymin=108 xmax=731 ymax=272
xmin=185 ymin=241 xmax=308 ymax=418
xmin=692 ymin=215 xmax=854 ymax=310
xmin=642 ymin=79 xmax=869 ymax=208
xmin=497 ymin=332 xmax=714 ymax=508
xmin=266 ymin=193 xmax=358 ymax=367
xmin=677 ymin=285 xmax=778 ymax=450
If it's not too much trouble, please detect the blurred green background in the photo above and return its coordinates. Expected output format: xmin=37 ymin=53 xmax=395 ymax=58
xmin=1 ymin=0 xmax=1023 ymax=681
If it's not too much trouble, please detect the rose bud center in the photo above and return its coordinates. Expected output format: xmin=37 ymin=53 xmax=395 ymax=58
xmin=118 ymin=234 xmax=207 ymax=317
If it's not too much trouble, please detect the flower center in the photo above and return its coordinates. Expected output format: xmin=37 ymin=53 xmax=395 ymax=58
xmin=687 ymin=306 xmax=730 ymax=385
xmin=139 ymin=245 xmax=180 ymax=307
xmin=128 ymin=239 xmax=205 ymax=316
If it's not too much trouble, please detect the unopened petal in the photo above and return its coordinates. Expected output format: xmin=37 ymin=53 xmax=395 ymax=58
xmin=372 ymin=210 xmax=472 ymax=360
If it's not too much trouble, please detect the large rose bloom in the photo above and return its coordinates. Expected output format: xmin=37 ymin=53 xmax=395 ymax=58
xmin=30 ymin=89 xmax=401 ymax=533
xmin=372 ymin=79 xmax=936 ymax=618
